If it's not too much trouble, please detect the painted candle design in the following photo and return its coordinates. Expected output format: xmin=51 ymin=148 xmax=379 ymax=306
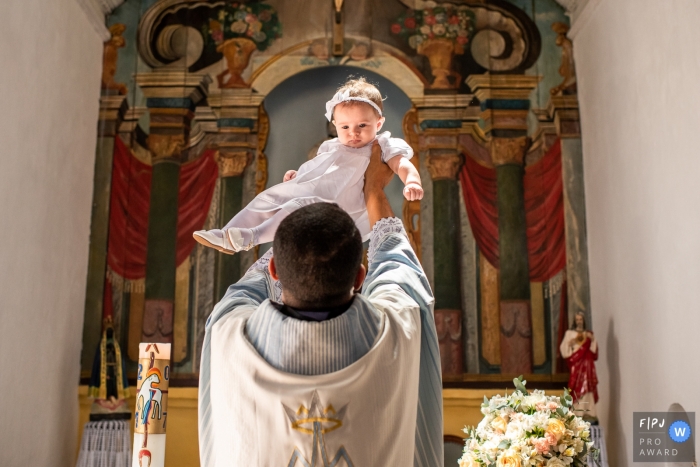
xmin=132 ymin=343 xmax=171 ymax=467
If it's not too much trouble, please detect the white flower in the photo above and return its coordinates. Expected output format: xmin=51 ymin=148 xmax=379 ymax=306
xmin=572 ymin=438 xmax=584 ymax=453
xmin=252 ymin=31 xmax=266 ymax=42
xmin=230 ymin=20 xmax=247 ymax=34
xmin=523 ymin=392 xmax=546 ymax=409
xmin=408 ymin=35 xmax=423 ymax=49
xmin=420 ymin=25 xmax=431 ymax=35
xmin=505 ymin=420 xmax=525 ymax=440
xmin=546 ymin=457 xmax=566 ymax=467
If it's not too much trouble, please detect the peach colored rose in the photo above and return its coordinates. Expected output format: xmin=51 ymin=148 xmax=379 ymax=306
xmin=546 ymin=418 xmax=566 ymax=442
xmin=491 ymin=415 xmax=508 ymax=433
xmin=497 ymin=450 xmax=522 ymax=467
xmin=459 ymin=452 xmax=479 ymax=467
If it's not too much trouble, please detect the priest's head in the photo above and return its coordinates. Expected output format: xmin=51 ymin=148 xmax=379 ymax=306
xmin=269 ymin=203 xmax=366 ymax=309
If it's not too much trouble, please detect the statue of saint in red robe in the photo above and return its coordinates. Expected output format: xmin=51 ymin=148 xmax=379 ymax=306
xmin=559 ymin=311 xmax=598 ymax=420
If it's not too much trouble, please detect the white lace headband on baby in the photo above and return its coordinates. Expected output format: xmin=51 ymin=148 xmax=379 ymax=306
xmin=325 ymin=90 xmax=383 ymax=121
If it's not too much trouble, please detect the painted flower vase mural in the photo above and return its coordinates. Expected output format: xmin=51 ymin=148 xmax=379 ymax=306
xmin=392 ymin=6 xmax=474 ymax=89
xmin=204 ymin=2 xmax=282 ymax=88
xmin=459 ymin=377 xmax=600 ymax=467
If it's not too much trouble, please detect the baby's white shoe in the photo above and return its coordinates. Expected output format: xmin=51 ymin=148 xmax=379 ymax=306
xmin=193 ymin=229 xmax=235 ymax=255
xmin=226 ymin=227 xmax=255 ymax=252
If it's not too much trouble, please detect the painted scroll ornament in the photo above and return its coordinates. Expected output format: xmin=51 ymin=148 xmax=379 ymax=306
xmin=132 ymin=343 xmax=171 ymax=467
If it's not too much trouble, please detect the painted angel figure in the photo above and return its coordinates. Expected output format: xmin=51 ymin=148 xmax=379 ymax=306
xmin=560 ymin=311 xmax=599 ymax=421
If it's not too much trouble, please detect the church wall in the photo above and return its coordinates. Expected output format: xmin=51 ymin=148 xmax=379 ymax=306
xmin=0 ymin=0 xmax=103 ymax=465
xmin=573 ymin=0 xmax=700 ymax=463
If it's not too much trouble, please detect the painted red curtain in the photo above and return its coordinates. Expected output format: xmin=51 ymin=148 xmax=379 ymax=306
xmin=459 ymin=153 xmax=500 ymax=268
xmin=104 ymin=137 xmax=218 ymax=315
xmin=459 ymin=139 xmax=565 ymax=282
xmin=107 ymin=137 xmax=152 ymax=281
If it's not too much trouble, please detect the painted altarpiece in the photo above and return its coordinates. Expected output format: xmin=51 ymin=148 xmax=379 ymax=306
xmin=81 ymin=0 xmax=590 ymax=389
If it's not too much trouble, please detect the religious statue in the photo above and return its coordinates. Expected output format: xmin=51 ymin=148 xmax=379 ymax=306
xmin=87 ymin=317 xmax=130 ymax=419
xmin=77 ymin=318 xmax=131 ymax=466
xmin=559 ymin=311 xmax=599 ymax=421
xmin=101 ymin=23 xmax=128 ymax=95
xmin=550 ymin=22 xmax=577 ymax=95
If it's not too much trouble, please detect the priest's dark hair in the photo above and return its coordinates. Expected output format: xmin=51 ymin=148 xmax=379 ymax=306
xmin=273 ymin=203 xmax=363 ymax=307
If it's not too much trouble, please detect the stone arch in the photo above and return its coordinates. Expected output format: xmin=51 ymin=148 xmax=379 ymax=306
xmin=248 ymin=38 xmax=427 ymax=99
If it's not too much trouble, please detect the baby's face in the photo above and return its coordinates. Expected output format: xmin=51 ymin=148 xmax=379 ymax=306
xmin=332 ymin=103 xmax=385 ymax=148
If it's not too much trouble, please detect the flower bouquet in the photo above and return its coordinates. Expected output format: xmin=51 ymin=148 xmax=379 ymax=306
xmin=391 ymin=5 xmax=475 ymax=88
xmin=391 ymin=5 xmax=475 ymax=52
xmin=203 ymin=2 xmax=281 ymax=88
xmin=204 ymin=2 xmax=281 ymax=50
xmin=459 ymin=376 xmax=599 ymax=467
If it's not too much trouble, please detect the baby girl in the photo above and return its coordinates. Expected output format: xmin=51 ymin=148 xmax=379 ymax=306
xmin=193 ymin=77 xmax=423 ymax=253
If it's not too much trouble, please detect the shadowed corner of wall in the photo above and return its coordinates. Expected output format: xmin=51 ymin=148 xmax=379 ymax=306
xmin=606 ymin=318 xmax=629 ymax=466
xmin=666 ymin=403 xmax=696 ymax=467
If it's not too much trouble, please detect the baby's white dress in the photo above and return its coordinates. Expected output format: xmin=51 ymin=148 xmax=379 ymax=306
xmin=223 ymin=131 xmax=413 ymax=243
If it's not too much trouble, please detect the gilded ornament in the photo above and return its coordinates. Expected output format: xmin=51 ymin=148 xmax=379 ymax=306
xmin=401 ymin=108 xmax=422 ymax=261
xmin=255 ymin=105 xmax=270 ymax=194
xmin=102 ymin=23 xmax=128 ymax=95
xmin=490 ymin=137 xmax=529 ymax=166
xmin=550 ymin=22 xmax=577 ymax=96
xmin=147 ymin=133 xmax=186 ymax=161
xmin=216 ymin=150 xmax=250 ymax=177
xmin=426 ymin=153 xmax=462 ymax=180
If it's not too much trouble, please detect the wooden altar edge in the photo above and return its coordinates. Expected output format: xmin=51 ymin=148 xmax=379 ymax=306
xmin=81 ymin=373 xmax=571 ymax=389
xmin=442 ymin=386 xmax=570 ymax=439
xmin=442 ymin=373 xmax=570 ymax=390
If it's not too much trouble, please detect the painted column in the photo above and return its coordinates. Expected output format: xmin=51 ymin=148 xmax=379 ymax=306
xmin=208 ymin=89 xmax=266 ymax=275
xmin=549 ymin=95 xmax=592 ymax=327
xmin=81 ymin=95 xmax=128 ymax=376
xmin=467 ymin=74 xmax=541 ymax=374
xmin=213 ymin=150 xmax=251 ymax=299
xmin=135 ymin=72 xmax=211 ymax=346
xmin=413 ymin=94 xmax=472 ymax=376
xmin=426 ymin=151 xmax=465 ymax=376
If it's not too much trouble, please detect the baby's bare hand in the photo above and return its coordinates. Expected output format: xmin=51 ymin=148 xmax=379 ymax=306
xmin=283 ymin=170 xmax=297 ymax=182
xmin=403 ymin=182 xmax=424 ymax=201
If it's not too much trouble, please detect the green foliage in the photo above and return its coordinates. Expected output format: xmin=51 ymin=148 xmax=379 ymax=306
xmin=513 ymin=375 xmax=529 ymax=395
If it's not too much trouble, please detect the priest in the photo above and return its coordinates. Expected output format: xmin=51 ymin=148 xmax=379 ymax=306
xmin=198 ymin=142 xmax=443 ymax=466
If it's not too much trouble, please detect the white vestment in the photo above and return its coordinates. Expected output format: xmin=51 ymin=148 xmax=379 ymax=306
xmin=208 ymin=293 xmax=420 ymax=466
xmin=222 ymin=131 xmax=412 ymax=242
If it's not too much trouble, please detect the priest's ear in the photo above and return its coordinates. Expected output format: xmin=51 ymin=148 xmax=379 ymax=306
xmin=353 ymin=264 xmax=366 ymax=293
xmin=269 ymin=257 xmax=279 ymax=281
